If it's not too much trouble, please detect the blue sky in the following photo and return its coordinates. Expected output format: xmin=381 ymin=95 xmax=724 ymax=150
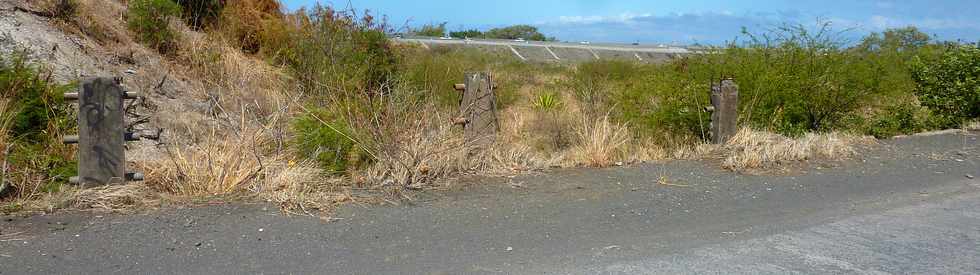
xmin=280 ymin=0 xmax=980 ymax=45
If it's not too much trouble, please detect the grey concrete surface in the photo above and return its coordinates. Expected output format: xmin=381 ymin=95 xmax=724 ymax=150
xmin=396 ymin=37 xmax=690 ymax=63
xmin=1 ymin=131 xmax=978 ymax=274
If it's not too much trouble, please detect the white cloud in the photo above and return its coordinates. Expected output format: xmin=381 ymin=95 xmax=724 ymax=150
xmin=557 ymin=13 xmax=653 ymax=25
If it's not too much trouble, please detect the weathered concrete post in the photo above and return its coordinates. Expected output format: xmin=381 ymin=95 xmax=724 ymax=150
xmin=707 ymin=78 xmax=739 ymax=144
xmin=64 ymin=77 xmax=143 ymax=186
xmin=453 ymin=72 xmax=499 ymax=147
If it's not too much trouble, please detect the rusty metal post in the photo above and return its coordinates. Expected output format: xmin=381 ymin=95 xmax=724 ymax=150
xmin=708 ymin=78 xmax=739 ymax=144
xmin=453 ymin=72 xmax=499 ymax=147
xmin=64 ymin=77 xmax=143 ymax=186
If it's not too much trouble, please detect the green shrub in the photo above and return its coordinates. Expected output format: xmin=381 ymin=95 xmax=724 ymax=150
xmin=127 ymin=0 xmax=182 ymax=53
xmin=267 ymin=6 xmax=397 ymax=100
xmin=485 ymin=25 xmax=551 ymax=41
xmin=449 ymin=29 xmax=483 ymax=39
xmin=866 ymin=102 xmax=938 ymax=138
xmin=575 ymin=23 xmax=921 ymax=140
xmin=0 ymin=52 xmax=76 ymax=199
xmin=911 ymin=45 xmax=980 ymax=127
xmin=397 ymin=46 xmax=523 ymax=108
xmin=532 ymin=92 xmax=567 ymax=150
xmin=292 ymin=108 xmax=362 ymax=173
xmin=414 ymin=22 xmax=447 ymax=37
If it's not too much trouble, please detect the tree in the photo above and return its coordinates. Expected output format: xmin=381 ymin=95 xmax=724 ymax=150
xmin=485 ymin=25 xmax=549 ymax=41
xmin=449 ymin=29 xmax=483 ymax=39
xmin=414 ymin=22 xmax=447 ymax=37
xmin=910 ymin=45 xmax=980 ymax=126
xmin=856 ymin=26 xmax=931 ymax=53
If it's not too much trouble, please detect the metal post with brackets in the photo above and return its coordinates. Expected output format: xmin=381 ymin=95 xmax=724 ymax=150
xmin=63 ymin=77 xmax=143 ymax=186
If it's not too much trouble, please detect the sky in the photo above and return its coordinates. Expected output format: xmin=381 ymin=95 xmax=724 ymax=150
xmin=279 ymin=0 xmax=980 ymax=45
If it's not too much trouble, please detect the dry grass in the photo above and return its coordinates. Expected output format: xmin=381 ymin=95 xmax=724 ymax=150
xmin=33 ymin=0 xmax=130 ymax=46
xmin=721 ymin=128 xmax=867 ymax=171
xmin=144 ymin=127 xmax=275 ymax=197
xmin=966 ymin=120 xmax=980 ymax=131
xmin=67 ymin=183 xmax=158 ymax=211
xmin=358 ymin=115 xmax=558 ymax=190
xmin=567 ymin=115 xmax=631 ymax=167
xmin=0 ymin=98 xmax=12 ymax=153
xmin=176 ymin=26 xmax=290 ymax=119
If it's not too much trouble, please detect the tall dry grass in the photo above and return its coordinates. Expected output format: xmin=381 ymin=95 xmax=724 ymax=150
xmin=721 ymin=128 xmax=868 ymax=171
xmin=567 ymin=115 xmax=630 ymax=167
xmin=176 ymin=26 xmax=290 ymax=119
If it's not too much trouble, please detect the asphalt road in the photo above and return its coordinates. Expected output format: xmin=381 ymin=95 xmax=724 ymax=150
xmin=1 ymin=131 xmax=978 ymax=274
xmin=396 ymin=37 xmax=693 ymax=54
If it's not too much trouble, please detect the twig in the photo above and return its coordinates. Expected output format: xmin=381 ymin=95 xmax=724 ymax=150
xmin=0 ymin=146 xmax=11 ymax=198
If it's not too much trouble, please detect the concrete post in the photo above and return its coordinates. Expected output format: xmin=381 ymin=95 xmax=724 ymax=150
xmin=454 ymin=72 xmax=499 ymax=147
xmin=709 ymin=78 xmax=739 ymax=144
xmin=65 ymin=77 xmax=143 ymax=186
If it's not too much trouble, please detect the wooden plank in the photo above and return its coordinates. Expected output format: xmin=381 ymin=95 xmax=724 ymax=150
xmin=459 ymin=72 xmax=499 ymax=147
xmin=710 ymin=79 xmax=739 ymax=144
xmin=76 ymin=77 xmax=127 ymax=186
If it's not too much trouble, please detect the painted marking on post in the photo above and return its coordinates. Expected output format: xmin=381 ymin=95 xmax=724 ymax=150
xmin=508 ymin=45 xmax=527 ymax=61
xmin=65 ymin=77 xmax=143 ymax=187
xmin=545 ymin=46 xmax=561 ymax=60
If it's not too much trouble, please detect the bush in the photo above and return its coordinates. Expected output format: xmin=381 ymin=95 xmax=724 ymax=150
xmin=174 ymin=0 xmax=225 ymax=29
xmin=414 ymin=22 xmax=447 ymax=37
xmin=0 ymin=52 xmax=76 ymax=200
xmin=573 ymin=23 xmax=906 ymax=141
xmin=485 ymin=25 xmax=550 ymax=41
xmin=266 ymin=6 xmax=397 ymax=98
xmin=127 ymin=0 xmax=182 ymax=53
xmin=292 ymin=108 xmax=363 ymax=173
xmin=43 ymin=0 xmax=78 ymax=22
xmin=449 ymin=29 xmax=483 ymax=39
xmin=219 ymin=0 xmax=282 ymax=54
xmin=911 ymin=45 xmax=980 ymax=127
xmin=866 ymin=102 xmax=938 ymax=138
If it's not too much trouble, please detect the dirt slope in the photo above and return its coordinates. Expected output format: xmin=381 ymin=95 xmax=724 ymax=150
xmin=0 ymin=0 xmax=219 ymax=162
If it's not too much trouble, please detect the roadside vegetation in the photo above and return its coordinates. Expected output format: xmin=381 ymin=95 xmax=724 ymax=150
xmin=1 ymin=0 xmax=977 ymax=214
xmin=412 ymin=22 xmax=555 ymax=41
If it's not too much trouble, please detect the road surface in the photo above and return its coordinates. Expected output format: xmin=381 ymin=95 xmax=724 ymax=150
xmin=394 ymin=37 xmax=693 ymax=63
xmin=396 ymin=37 xmax=693 ymax=54
xmin=1 ymin=131 xmax=978 ymax=274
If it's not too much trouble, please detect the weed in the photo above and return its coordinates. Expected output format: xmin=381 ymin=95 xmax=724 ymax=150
xmin=127 ymin=0 xmax=182 ymax=53
xmin=0 ymin=52 xmax=75 ymax=203
xmin=569 ymin=115 xmax=630 ymax=167
xmin=174 ymin=0 xmax=225 ymax=29
xmin=292 ymin=108 xmax=364 ymax=173
xmin=721 ymin=128 xmax=866 ymax=171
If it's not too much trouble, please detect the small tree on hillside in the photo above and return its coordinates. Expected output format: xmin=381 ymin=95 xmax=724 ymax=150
xmin=485 ymin=25 xmax=548 ymax=41
xmin=414 ymin=22 xmax=447 ymax=37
